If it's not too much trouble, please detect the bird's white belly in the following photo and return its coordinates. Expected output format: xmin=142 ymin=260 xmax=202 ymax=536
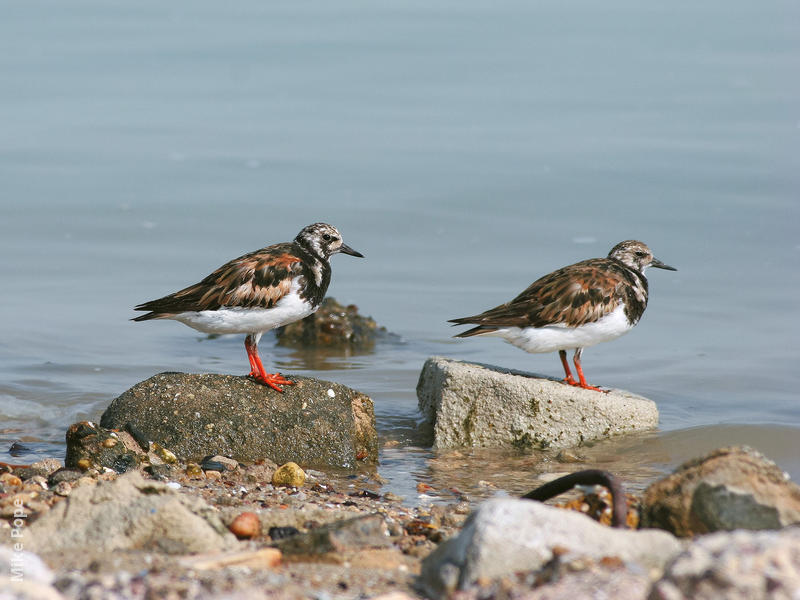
xmin=170 ymin=281 xmax=315 ymax=335
xmin=488 ymin=304 xmax=634 ymax=354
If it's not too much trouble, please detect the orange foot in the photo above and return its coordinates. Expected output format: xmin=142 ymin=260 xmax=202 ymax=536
xmin=562 ymin=377 xmax=607 ymax=393
xmin=249 ymin=371 xmax=295 ymax=392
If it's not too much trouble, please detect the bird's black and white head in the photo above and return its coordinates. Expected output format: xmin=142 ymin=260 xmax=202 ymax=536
xmin=294 ymin=223 xmax=364 ymax=261
xmin=608 ymin=240 xmax=676 ymax=273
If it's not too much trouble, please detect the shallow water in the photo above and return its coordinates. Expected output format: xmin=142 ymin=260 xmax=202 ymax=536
xmin=2 ymin=1 xmax=799 ymax=502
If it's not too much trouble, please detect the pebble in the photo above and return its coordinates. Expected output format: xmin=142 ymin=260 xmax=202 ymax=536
xmin=26 ymin=475 xmax=49 ymax=490
xmin=229 ymin=511 xmax=261 ymax=539
xmin=0 ymin=472 xmax=23 ymax=487
xmin=185 ymin=463 xmax=205 ymax=478
xmin=204 ymin=455 xmax=239 ymax=471
xmin=151 ymin=442 xmax=178 ymax=464
xmin=272 ymin=462 xmax=306 ymax=487
xmin=556 ymin=449 xmax=585 ymax=463
xmin=53 ymin=481 xmax=72 ymax=496
xmin=48 ymin=468 xmax=84 ymax=485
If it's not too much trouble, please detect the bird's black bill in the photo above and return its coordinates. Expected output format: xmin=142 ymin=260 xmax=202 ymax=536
xmin=340 ymin=244 xmax=364 ymax=258
xmin=651 ymin=258 xmax=677 ymax=271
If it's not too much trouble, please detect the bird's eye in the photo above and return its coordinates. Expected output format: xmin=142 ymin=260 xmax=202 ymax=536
xmin=635 ymin=251 xmax=647 ymax=257
xmin=322 ymin=233 xmax=332 ymax=241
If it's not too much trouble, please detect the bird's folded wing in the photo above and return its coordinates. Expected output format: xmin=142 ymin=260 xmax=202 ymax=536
xmin=134 ymin=243 xmax=303 ymax=316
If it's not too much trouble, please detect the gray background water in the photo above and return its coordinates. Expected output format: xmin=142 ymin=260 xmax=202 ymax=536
xmin=2 ymin=1 xmax=799 ymax=498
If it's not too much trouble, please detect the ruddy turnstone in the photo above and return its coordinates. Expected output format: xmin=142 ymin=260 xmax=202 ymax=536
xmin=449 ymin=240 xmax=676 ymax=391
xmin=133 ymin=223 xmax=363 ymax=391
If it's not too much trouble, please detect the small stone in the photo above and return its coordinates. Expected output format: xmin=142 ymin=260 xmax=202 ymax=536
xmin=272 ymin=462 xmax=306 ymax=487
xmin=26 ymin=475 xmax=49 ymax=490
xmin=102 ymin=438 xmax=118 ymax=448
xmin=77 ymin=458 xmax=92 ymax=471
xmin=200 ymin=459 xmax=227 ymax=473
xmin=48 ymin=468 xmax=84 ymax=486
xmin=205 ymin=455 xmax=239 ymax=471
xmin=205 ymin=470 xmax=222 ymax=481
xmin=185 ymin=463 xmax=204 ymax=478
xmin=229 ymin=511 xmax=261 ymax=539
xmin=382 ymin=492 xmax=404 ymax=503
xmin=151 ymin=442 xmax=178 ymax=464
xmin=0 ymin=473 xmax=22 ymax=487
xmin=556 ymin=449 xmax=585 ymax=463
xmin=53 ymin=481 xmax=72 ymax=497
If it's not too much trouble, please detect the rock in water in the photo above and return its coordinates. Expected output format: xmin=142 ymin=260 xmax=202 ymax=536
xmin=417 ymin=357 xmax=658 ymax=449
xmin=100 ymin=372 xmax=377 ymax=469
xmin=641 ymin=445 xmax=800 ymax=536
xmin=275 ymin=297 xmax=385 ymax=348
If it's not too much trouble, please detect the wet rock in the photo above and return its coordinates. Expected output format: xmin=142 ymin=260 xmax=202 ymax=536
xmin=417 ymin=357 xmax=659 ymax=449
xmin=201 ymin=454 xmax=240 ymax=472
xmin=420 ymin=498 xmax=682 ymax=596
xmin=229 ymin=511 xmax=261 ymax=539
xmin=100 ymin=372 xmax=378 ymax=470
xmin=47 ymin=468 xmax=84 ymax=487
xmin=23 ymin=471 xmax=236 ymax=559
xmin=650 ymin=528 xmax=800 ymax=600
xmin=274 ymin=513 xmax=392 ymax=556
xmin=12 ymin=458 xmax=63 ymax=481
xmin=641 ymin=446 xmax=800 ymax=537
xmin=275 ymin=297 xmax=386 ymax=348
xmin=64 ymin=422 xmax=144 ymax=473
xmin=273 ymin=462 xmax=306 ymax=487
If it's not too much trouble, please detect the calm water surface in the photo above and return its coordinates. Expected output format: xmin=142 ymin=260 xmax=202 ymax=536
xmin=2 ymin=1 xmax=799 ymax=501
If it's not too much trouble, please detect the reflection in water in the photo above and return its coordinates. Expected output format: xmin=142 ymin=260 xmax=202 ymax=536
xmin=274 ymin=334 xmax=402 ymax=371
xmin=379 ymin=424 xmax=800 ymax=506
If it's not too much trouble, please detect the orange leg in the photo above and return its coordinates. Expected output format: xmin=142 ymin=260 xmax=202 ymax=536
xmin=244 ymin=334 xmax=294 ymax=392
xmin=559 ymin=350 xmax=579 ymax=386
xmin=572 ymin=348 xmax=606 ymax=393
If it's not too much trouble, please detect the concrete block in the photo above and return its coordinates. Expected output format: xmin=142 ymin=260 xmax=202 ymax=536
xmin=416 ymin=357 xmax=658 ymax=450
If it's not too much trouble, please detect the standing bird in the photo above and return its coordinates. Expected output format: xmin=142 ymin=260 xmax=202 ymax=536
xmin=133 ymin=223 xmax=363 ymax=391
xmin=449 ymin=240 xmax=676 ymax=391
